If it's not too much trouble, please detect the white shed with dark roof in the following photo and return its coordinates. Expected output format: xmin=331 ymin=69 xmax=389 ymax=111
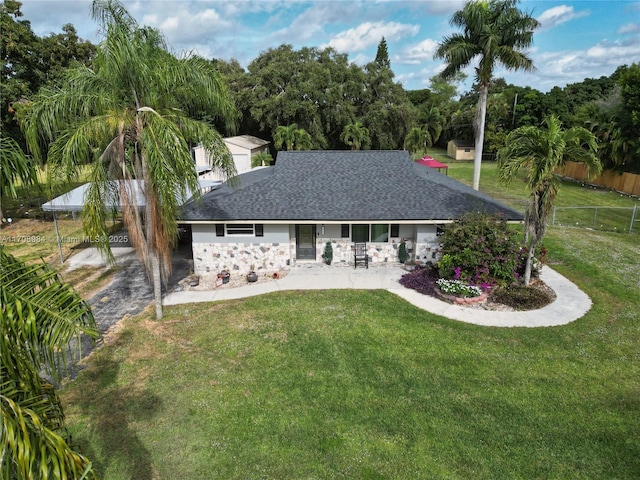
xmin=180 ymin=150 xmax=523 ymax=276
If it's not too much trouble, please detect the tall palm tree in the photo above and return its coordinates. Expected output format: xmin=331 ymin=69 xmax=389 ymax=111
xmin=404 ymin=127 xmax=432 ymax=157
xmin=435 ymin=0 xmax=539 ymax=191
xmin=341 ymin=122 xmax=370 ymax=150
xmin=22 ymin=0 xmax=237 ymax=319
xmin=1 ymin=247 xmax=98 ymax=478
xmin=498 ymin=115 xmax=601 ymax=285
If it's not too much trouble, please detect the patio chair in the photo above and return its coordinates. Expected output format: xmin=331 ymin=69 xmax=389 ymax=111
xmin=353 ymin=242 xmax=368 ymax=269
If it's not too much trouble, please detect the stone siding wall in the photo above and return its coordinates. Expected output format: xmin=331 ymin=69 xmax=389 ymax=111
xmin=319 ymin=239 xmax=403 ymax=266
xmin=193 ymin=233 xmax=444 ymax=275
xmin=193 ymin=242 xmax=291 ymax=275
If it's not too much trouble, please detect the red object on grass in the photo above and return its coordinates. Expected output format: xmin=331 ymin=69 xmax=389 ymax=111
xmin=416 ymin=156 xmax=449 ymax=174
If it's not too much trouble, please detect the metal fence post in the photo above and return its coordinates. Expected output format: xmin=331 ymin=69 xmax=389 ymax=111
xmin=552 ymin=206 xmax=556 ymax=226
xmin=631 ymin=205 xmax=638 ymax=234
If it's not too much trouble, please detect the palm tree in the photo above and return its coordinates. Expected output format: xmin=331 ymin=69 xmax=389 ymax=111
xmin=274 ymin=124 xmax=299 ymax=151
xmin=1 ymin=247 xmax=98 ymax=478
xmin=435 ymin=0 xmax=539 ymax=191
xmin=0 ymin=135 xmax=37 ymax=221
xmin=294 ymin=128 xmax=313 ymax=150
xmin=421 ymin=106 xmax=445 ymax=148
xmin=498 ymin=115 xmax=601 ymax=285
xmin=251 ymin=151 xmax=273 ymax=168
xmin=22 ymin=0 xmax=237 ymax=319
xmin=341 ymin=122 xmax=370 ymax=150
xmin=404 ymin=127 xmax=432 ymax=158
xmin=274 ymin=124 xmax=313 ymax=151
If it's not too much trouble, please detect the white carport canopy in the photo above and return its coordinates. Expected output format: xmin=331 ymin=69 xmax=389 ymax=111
xmin=42 ymin=180 xmax=221 ymax=262
xmin=42 ymin=180 xmax=221 ymax=212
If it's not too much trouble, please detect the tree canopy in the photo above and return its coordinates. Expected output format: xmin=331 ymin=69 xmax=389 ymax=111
xmin=22 ymin=0 xmax=237 ymax=318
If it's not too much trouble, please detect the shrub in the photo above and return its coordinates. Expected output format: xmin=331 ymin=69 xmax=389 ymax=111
xmin=322 ymin=241 xmax=333 ymax=265
xmin=439 ymin=212 xmax=523 ymax=286
xmin=399 ymin=265 xmax=439 ymax=296
xmin=398 ymin=241 xmax=409 ymax=263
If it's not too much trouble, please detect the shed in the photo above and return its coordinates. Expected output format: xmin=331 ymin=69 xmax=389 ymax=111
xmin=447 ymin=139 xmax=475 ymax=160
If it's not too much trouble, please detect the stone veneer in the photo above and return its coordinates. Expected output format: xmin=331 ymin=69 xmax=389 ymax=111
xmin=193 ymin=237 xmax=445 ymax=275
xmin=193 ymin=242 xmax=291 ymax=275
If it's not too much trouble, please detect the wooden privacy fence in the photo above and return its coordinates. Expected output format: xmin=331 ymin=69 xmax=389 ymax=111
xmin=557 ymin=162 xmax=640 ymax=196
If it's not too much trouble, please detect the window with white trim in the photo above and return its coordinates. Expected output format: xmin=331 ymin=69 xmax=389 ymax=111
xmin=224 ymin=224 xmax=264 ymax=236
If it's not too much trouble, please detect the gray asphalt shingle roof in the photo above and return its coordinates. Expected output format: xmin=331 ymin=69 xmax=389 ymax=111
xmin=180 ymin=150 xmax=523 ymax=222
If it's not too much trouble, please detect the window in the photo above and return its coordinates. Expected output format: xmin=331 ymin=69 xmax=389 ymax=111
xmin=436 ymin=225 xmax=446 ymax=237
xmin=350 ymin=224 xmax=392 ymax=243
xmin=215 ymin=224 xmax=225 ymax=237
xmin=390 ymin=224 xmax=400 ymax=238
xmin=352 ymin=225 xmax=369 ymax=243
xmin=341 ymin=224 xmax=350 ymax=238
xmin=371 ymin=224 xmax=389 ymax=242
xmin=225 ymin=224 xmax=264 ymax=236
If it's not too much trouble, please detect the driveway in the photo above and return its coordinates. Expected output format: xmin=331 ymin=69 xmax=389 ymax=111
xmin=65 ymin=244 xmax=192 ymax=378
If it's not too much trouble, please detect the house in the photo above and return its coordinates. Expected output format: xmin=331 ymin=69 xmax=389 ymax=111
xmin=193 ymin=135 xmax=270 ymax=181
xmin=179 ymin=150 xmax=523 ymax=276
xmin=447 ymin=139 xmax=475 ymax=160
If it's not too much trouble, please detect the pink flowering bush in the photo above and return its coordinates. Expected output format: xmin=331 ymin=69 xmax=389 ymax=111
xmin=438 ymin=212 xmax=523 ymax=287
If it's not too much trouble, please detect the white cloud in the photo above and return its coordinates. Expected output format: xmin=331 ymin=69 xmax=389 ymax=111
xmin=141 ymin=8 xmax=231 ymax=45
xmin=537 ymin=5 xmax=589 ymax=30
xmin=322 ymin=21 xmax=419 ymax=52
xmin=397 ymin=38 xmax=439 ymax=65
xmin=513 ymin=34 xmax=640 ymax=91
xmin=618 ymin=23 xmax=640 ymax=35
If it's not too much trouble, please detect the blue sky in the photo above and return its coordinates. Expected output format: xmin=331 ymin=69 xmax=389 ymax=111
xmin=21 ymin=0 xmax=640 ymax=93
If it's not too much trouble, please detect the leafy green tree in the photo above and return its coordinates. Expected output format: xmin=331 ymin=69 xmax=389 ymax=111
xmin=435 ymin=0 xmax=539 ymax=191
xmin=362 ymin=60 xmax=414 ymax=150
xmin=1 ymin=2 xmax=96 ymax=149
xmin=246 ymin=45 xmax=362 ymax=149
xmin=404 ymin=127 xmax=431 ymax=157
xmin=341 ymin=122 xmax=370 ymax=150
xmin=0 ymin=135 xmax=37 ymax=220
xmin=39 ymin=23 xmax=96 ymax=84
xmin=22 ymin=0 xmax=237 ymax=319
xmin=0 ymin=0 xmax=41 ymax=143
xmin=374 ymin=37 xmax=391 ymax=69
xmin=498 ymin=115 xmax=601 ymax=285
xmin=1 ymin=247 xmax=98 ymax=478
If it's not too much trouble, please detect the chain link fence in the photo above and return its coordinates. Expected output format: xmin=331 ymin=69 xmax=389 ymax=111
xmin=551 ymin=205 xmax=639 ymax=234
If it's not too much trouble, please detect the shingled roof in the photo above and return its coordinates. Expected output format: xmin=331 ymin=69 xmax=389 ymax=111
xmin=180 ymin=150 xmax=523 ymax=222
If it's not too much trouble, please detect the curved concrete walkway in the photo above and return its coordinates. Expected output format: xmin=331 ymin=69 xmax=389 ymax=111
xmin=163 ymin=266 xmax=592 ymax=328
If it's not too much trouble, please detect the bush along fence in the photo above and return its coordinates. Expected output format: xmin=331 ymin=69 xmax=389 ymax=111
xmin=551 ymin=205 xmax=639 ymax=234
xmin=557 ymin=161 xmax=640 ymax=197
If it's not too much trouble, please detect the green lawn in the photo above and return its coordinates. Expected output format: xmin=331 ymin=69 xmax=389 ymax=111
xmin=35 ymin=155 xmax=638 ymax=478
xmin=61 ymin=213 xmax=640 ymax=476
xmin=431 ymin=150 xmax=639 ymax=234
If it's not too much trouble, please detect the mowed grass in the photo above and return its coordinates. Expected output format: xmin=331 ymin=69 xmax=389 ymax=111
xmin=61 ymin=230 xmax=640 ymax=478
